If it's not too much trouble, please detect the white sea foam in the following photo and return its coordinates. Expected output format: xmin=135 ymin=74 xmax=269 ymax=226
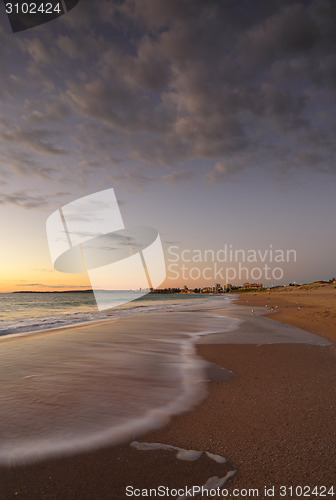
xmin=0 ymin=294 xmax=328 ymax=465
xmin=0 ymin=298 xmax=240 ymax=465
xmin=131 ymin=441 xmax=203 ymax=461
xmin=131 ymin=441 xmax=228 ymax=463
xmin=130 ymin=441 xmax=234 ymax=500
xmin=0 ymin=293 xmax=236 ymax=338
xmin=131 ymin=441 xmax=236 ymax=500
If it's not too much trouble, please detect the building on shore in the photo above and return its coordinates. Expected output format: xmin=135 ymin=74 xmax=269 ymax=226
xmin=243 ymin=283 xmax=263 ymax=289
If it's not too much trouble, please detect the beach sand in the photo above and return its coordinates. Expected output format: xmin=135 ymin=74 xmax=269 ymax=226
xmin=1 ymin=286 xmax=335 ymax=499
xmin=236 ymin=283 xmax=336 ymax=343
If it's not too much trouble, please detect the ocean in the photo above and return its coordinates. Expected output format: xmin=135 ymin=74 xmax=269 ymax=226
xmin=0 ymin=292 xmax=231 ymax=337
xmin=0 ymin=292 xmax=240 ymax=464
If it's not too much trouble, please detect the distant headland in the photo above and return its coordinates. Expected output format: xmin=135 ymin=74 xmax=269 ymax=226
xmin=12 ymin=290 xmax=94 ymax=294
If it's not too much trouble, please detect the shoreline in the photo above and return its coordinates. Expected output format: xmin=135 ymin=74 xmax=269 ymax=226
xmin=0 ymin=289 xmax=335 ymax=498
xmin=235 ymin=283 xmax=336 ymax=344
xmin=0 ymin=294 xmax=232 ymax=342
xmin=0 ymin=302 xmax=239 ymax=465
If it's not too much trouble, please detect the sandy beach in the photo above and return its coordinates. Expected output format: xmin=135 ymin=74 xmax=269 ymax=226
xmin=0 ymin=286 xmax=335 ymax=499
xmin=236 ymin=283 xmax=336 ymax=343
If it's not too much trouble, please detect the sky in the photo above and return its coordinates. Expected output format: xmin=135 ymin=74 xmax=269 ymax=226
xmin=0 ymin=0 xmax=335 ymax=292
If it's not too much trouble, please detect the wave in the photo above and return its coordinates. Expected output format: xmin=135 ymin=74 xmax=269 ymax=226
xmin=0 ymin=295 xmax=235 ymax=339
xmin=0 ymin=301 xmax=241 ymax=465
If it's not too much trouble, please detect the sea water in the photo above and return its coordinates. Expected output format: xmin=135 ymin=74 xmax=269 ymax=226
xmin=0 ymin=293 xmax=240 ymax=464
xmin=0 ymin=292 xmax=230 ymax=337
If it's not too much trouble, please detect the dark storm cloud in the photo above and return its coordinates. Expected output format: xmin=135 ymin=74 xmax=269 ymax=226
xmin=1 ymin=0 xmax=335 ymax=183
xmin=63 ymin=0 xmax=336 ymax=173
xmin=65 ymin=77 xmax=168 ymax=134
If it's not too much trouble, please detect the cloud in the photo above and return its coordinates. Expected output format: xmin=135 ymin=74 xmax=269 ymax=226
xmin=105 ymin=167 xmax=194 ymax=190
xmin=161 ymin=169 xmax=193 ymax=184
xmin=0 ymin=148 xmax=58 ymax=180
xmin=0 ymin=190 xmax=70 ymax=209
xmin=0 ymin=0 xmax=335 ymax=185
xmin=64 ymin=76 xmax=168 ymax=135
xmin=238 ymin=3 xmax=319 ymax=69
xmin=0 ymin=127 xmax=67 ymax=156
xmin=0 ymin=191 xmax=47 ymax=208
xmin=24 ymin=38 xmax=50 ymax=65
xmin=206 ymin=162 xmax=231 ymax=183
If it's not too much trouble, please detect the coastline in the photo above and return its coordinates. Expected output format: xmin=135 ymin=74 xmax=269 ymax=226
xmin=235 ymin=283 xmax=336 ymax=343
xmin=0 ymin=289 xmax=335 ymax=498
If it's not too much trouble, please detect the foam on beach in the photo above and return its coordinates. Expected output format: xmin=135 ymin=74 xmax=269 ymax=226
xmin=131 ymin=441 xmax=235 ymax=500
xmin=0 ymin=294 xmax=236 ymax=338
xmin=0 ymin=295 xmax=330 ymax=465
xmin=131 ymin=441 xmax=228 ymax=463
xmin=0 ymin=299 xmax=240 ymax=465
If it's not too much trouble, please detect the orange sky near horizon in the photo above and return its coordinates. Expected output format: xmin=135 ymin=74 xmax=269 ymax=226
xmin=0 ymin=271 xmax=91 ymax=293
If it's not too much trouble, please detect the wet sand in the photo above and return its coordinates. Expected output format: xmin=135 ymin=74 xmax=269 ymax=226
xmin=1 ymin=287 xmax=335 ymax=499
